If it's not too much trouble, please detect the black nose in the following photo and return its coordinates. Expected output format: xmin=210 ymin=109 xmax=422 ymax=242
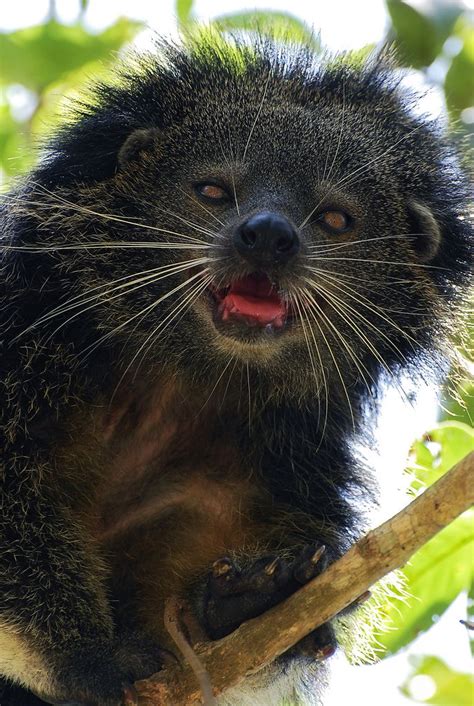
xmin=233 ymin=211 xmax=300 ymax=266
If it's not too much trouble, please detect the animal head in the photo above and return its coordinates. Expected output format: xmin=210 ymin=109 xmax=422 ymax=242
xmin=8 ymin=37 xmax=472 ymax=406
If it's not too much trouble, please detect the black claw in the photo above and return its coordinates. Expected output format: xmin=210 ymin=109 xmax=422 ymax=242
xmin=293 ymin=544 xmax=327 ymax=584
xmin=210 ymin=558 xmax=241 ymax=597
xmin=343 ymin=589 xmax=372 ymax=614
xmin=311 ymin=545 xmax=326 ymax=565
xmin=353 ymin=589 xmax=371 ymax=605
xmin=314 ymin=644 xmax=337 ymax=661
xmin=247 ymin=563 xmax=278 ymax=592
xmin=290 ymin=622 xmax=338 ymax=661
xmin=264 ymin=557 xmax=280 ymax=576
xmin=212 ymin=557 xmax=233 ymax=578
xmin=205 ymin=545 xmax=332 ymax=640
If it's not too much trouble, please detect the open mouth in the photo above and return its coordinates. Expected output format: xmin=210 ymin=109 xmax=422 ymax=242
xmin=208 ymin=272 xmax=289 ymax=331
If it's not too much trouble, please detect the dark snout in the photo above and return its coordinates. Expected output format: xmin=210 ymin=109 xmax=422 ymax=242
xmin=233 ymin=211 xmax=300 ymax=266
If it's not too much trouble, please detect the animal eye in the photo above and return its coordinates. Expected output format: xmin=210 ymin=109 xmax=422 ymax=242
xmin=194 ymin=182 xmax=230 ymax=203
xmin=318 ymin=210 xmax=352 ymax=234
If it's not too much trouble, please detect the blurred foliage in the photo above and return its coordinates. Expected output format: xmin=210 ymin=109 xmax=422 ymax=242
xmin=370 ymin=420 xmax=474 ymax=704
xmin=467 ymin=585 xmax=474 ymax=657
xmin=402 ymin=656 xmax=474 ymax=705
xmin=372 ymin=423 xmax=473 ymax=656
xmin=0 ymin=15 xmax=141 ymax=176
xmin=386 ymin=2 xmax=474 ymax=133
xmin=442 ymin=378 xmax=474 ymax=427
xmin=386 ymin=0 xmax=462 ymax=68
xmin=209 ymin=11 xmax=320 ymax=50
xmin=1 ymin=0 xmax=473 ymax=180
xmin=444 ymin=14 xmax=474 ymax=122
xmin=409 ymin=422 xmax=474 ymax=492
xmin=0 ymin=19 xmax=139 ymax=90
xmin=0 ymin=1 xmax=473 ymax=704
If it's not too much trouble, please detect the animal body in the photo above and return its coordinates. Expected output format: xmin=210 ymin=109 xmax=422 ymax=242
xmin=0 ymin=37 xmax=471 ymax=706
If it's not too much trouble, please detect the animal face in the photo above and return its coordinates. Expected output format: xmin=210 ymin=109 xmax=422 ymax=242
xmin=16 ymin=42 xmax=470 ymax=403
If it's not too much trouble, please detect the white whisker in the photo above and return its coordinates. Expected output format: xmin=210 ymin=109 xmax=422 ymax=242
xmin=241 ymin=73 xmax=271 ymax=164
xmin=123 ymin=273 xmax=213 ymax=390
xmin=307 ymin=234 xmax=409 ymax=252
xmin=21 ymin=258 xmax=210 ymax=340
xmin=322 ymin=82 xmax=346 ymax=186
xmin=300 ymin=287 xmax=355 ymax=430
xmin=302 ymin=285 xmax=374 ymax=395
xmin=306 ymin=255 xmax=444 ymax=270
xmin=11 ymin=184 xmax=210 ymax=246
xmin=79 ymin=267 xmax=211 ymax=361
xmin=1 ymin=241 xmax=211 ymax=253
xmin=300 ymin=124 xmax=424 ymax=229
xmin=304 ymin=276 xmax=415 ymax=403
xmin=175 ymin=185 xmax=227 ymax=229
xmin=197 ymin=355 xmax=235 ymax=416
xmin=304 ymin=270 xmax=418 ymax=351
xmin=290 ymin=290 xmax=329 ymax=442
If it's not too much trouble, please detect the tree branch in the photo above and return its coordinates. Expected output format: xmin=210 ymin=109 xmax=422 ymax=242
xmin=134 ymin=451 xmax=474 ymax=706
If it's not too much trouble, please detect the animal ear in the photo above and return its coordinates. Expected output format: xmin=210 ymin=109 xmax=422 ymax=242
xmin=407 ymin=201 xmax=442 ymax=263
xmin=118 ymin=128 xmax=161 ymax=169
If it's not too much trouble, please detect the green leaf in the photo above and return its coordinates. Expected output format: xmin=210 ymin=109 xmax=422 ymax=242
xmin=424 ymin=0 xmax=464 ymax=45
xmin=0 ymin=18 xmax=141 ymax=91
xmin=177 ymin=0 xmax=194 ymax=28
xmin=409 ymin=422 xmax=474 ymax=489
xmin=445 ymin=17 xmax=474 ymax=120
xmin=441 ymin=380 xmax=474 ymax=428
xmin=401 ymin=656 xmax=474 ymax=705
xmin=466 ymin=584 xmax=474 ymax=657
xmin=373 ymin=421 xmax=474 ymax=656
xmin=210 ymin=11 xmax=320 ymax=51
xmin=373 ymin=509 xmax=474 ymax=655
xmin=386 ymin=0 xmax=440 ymax=68
xmin=0 ymin=104 xmax=35 ymax=177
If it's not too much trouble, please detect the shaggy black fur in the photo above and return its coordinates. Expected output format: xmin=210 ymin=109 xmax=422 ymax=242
xmin=0 ymin=37 xmax=471 ymax=706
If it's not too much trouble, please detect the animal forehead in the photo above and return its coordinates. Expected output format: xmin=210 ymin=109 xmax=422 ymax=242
xmin=199 ymin=88 xmax=393 ymax=148
xmin=178 ymin=99 xmax=388 ymax=183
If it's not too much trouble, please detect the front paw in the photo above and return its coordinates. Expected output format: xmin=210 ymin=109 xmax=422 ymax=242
xmin=33 ymin=637 xmax=167 ymax=706
xmin=203 ymin=543 xmax=328 ymax=639
xmin=202 ymin=544 xmax=338 ymax=663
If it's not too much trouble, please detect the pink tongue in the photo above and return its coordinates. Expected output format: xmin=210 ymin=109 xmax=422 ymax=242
xmin=219 ymin=275 xmax=287 ymax=327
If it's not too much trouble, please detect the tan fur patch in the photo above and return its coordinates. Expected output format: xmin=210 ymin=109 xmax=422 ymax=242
xmin=0 ymin=622 xmax=53 ymax=696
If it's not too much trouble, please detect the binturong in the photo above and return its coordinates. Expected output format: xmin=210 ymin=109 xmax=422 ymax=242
xmin=0 ymin=35 xmax=472 ymax=706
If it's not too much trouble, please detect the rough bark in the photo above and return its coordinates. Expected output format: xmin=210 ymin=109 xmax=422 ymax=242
xmin=134 ymin=451 xmax=474 ymax=706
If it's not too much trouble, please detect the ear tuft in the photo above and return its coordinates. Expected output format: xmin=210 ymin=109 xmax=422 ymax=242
xmin=408 ymin=201 xmax=442 ymax=263
xmin=118 ymin=128 xmax=160 ymax=169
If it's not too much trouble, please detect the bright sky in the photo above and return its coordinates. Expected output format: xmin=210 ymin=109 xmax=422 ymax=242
xmin=2 ymin=0 xmax=473 ymax=49
xmin=1 ymin=0 xmax=389 ymax=48
xmin=4 ymin=0 xmax=469 ymax=121
xmin=1 ymin=2 xmax=472 ymax=705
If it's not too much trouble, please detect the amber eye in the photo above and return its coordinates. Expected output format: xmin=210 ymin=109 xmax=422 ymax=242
xmin=318 ymin=210 xmax=352 ymax=234
xmin=194 ymin=182 xmax=230 ymax=203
